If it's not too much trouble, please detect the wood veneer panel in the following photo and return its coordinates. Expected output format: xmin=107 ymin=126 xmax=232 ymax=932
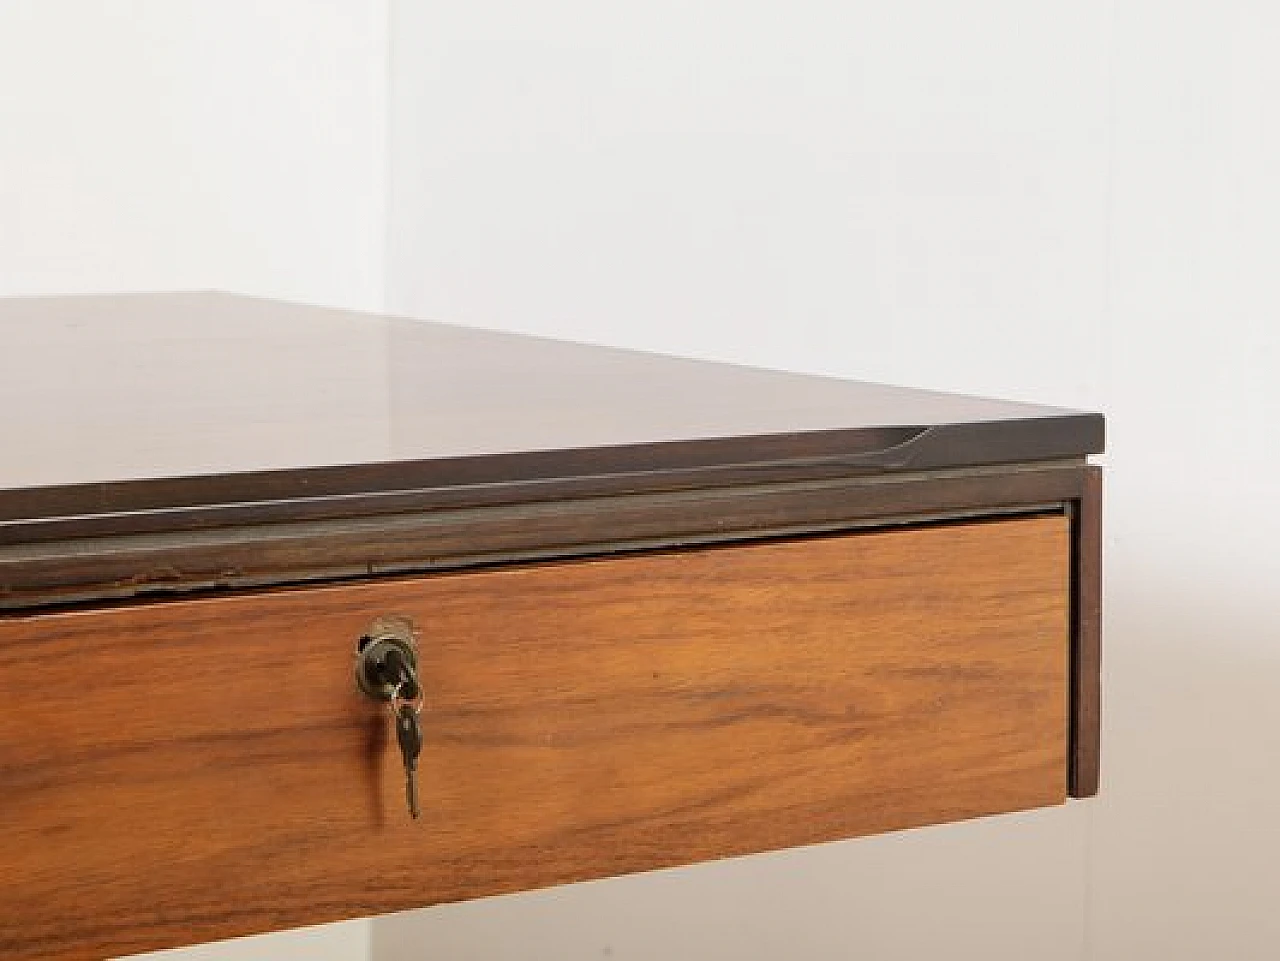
xmin=0 ymin=516 xmax=1069 ymax=960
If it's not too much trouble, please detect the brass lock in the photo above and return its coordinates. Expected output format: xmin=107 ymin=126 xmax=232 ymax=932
xmin=354 ymin=614 xmax=420 ymax=702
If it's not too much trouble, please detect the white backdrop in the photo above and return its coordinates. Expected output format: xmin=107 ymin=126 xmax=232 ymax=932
xmin=5 ymin=2 xmax=1280 ymax=959
xmin=0 ymin=0 xmax=386 ymax=310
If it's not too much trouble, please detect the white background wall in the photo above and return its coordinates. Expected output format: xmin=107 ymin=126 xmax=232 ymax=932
xmin=0 ymin=0 xmax=386 ymax=310
xmin=5 ymin=2 xmax=1280 ymax=959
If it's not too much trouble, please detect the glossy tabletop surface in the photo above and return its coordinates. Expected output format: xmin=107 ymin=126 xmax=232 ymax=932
xmin=0 ymin=292 xmax=1102 ymax=519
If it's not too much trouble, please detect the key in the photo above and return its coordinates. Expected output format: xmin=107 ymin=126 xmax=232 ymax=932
xmin=380 ymin=647 xmax=421 ymax=701
xmin=395 ymin=701 xmax=423 ymax=819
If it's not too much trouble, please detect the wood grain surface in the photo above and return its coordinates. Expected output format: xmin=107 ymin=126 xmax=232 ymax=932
xmin=0 ymin=516 xmax=1069 ymax=960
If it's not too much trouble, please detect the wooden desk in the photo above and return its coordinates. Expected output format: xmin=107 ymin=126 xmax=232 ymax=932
xmin=0 ymin=293 xmax=1104 ymax=960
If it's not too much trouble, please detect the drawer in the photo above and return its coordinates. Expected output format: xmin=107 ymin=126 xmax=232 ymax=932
xmin=0 ymin=514 xmax=1069 ymax=960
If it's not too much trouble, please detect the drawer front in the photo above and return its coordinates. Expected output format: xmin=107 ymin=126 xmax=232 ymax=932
xmin=0 ymin=516 xmax=1068 ymax=960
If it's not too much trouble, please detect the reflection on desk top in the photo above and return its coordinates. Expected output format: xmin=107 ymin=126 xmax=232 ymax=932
xmin=0 ymin=291 xmax=1102 ymax=521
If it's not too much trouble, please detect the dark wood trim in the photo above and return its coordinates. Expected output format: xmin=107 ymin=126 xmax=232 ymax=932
xmin=1069 ymin=467 xmax=1103 ymax=798
xmin=0 ymin=415 xmax=1104 ymax=528
xmin=0 ymin=463 xmax=1086 ymax=612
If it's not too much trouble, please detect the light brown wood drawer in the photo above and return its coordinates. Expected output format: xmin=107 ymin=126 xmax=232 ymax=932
xmin=0 ymin=514 xmax=1069 ymax=960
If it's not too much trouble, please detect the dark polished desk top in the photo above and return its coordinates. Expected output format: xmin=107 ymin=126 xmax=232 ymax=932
xmin=0 ymin=292 xmax=1102 ymax=525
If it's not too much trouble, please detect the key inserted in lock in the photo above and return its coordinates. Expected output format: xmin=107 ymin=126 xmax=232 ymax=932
xmin=355 ymin=615 xmax=421 ymax=702
xmin=356 ymin=615 xmax=426 ymax=820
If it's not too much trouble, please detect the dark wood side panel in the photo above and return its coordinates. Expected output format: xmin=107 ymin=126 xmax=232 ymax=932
xmin=0 ymin=517 xmax=1069 ymax=960
xmin=1069 ymin=467 xmax=1103 ymax=797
